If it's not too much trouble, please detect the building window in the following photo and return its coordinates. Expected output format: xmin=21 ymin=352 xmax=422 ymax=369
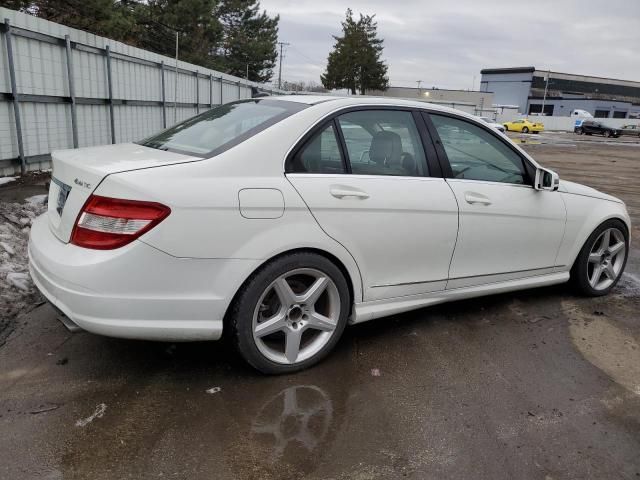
xmin=594 ymin=109 xmax=610 ymax=118
xmin=612 ymin=111 xmax=627 ymax=119
xmin=528 ymin=104 xmax=554 ymax=116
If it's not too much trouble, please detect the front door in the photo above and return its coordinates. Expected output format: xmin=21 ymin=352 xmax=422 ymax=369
xmin=426 ymin=112 xmax=566 ymax=289
xmin=286 ymin=109 xmax=459 ymax=301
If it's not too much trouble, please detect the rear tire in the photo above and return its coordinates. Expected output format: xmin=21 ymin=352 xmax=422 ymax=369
xmin=605 ymin=130 xmax=613 ymax=138
xmin=229 ymin=252 xmax=350 ymax=374
xmin=570 ymin=219 xmax=629 ymax=296
xmin=522 ymin=126 xmax=529 ymax=134
xmin=576 ymin=128 xmax=583 ymax=135
xmin=503 ymin=125 xmax=509 ymax=131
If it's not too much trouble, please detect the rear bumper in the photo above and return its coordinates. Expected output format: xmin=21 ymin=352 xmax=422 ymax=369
xmin=28 ymin=214 xmax=259 ymax=341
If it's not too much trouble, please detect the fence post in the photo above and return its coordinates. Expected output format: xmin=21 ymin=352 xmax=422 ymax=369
xmin=209 ymin=73 xmax=213 ymax=108
xmin=219 ymin=76 xmax=224 ymax=105
xmin=160 ymin=61 xmax=166 ymax=128
xmin=4 ymin=19 xmax=26 ymax=175
xmin=105 ymin=45 xmax=116 ymax=144
xmin=64 ymin=35 xmax=79 ymax=148
xmin=195 ymin=70 xmax=199 ymax=114
xmin=238 ymin=80 xmax=241 ymax=99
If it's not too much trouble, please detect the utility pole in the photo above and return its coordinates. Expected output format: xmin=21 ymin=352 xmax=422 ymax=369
xmin=174 ymin=31 xmax=179 ymax=124
xmin=541 ymin=69 xmax=550 ymax=116
xmin=416 ymin=80 xmax=422 ymax=96
xmin=277 ymin=42 xmax=289 ymax=90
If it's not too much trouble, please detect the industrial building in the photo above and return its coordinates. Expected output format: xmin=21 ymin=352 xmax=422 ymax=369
xmin=367 ymin=86 xmax=494 ymax=116
xmin=480 ymin=67 xmax=640 ymax=119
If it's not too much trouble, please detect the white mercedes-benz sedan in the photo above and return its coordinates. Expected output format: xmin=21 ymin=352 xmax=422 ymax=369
xmin=29 ymin=96 xmax=630 ymax=373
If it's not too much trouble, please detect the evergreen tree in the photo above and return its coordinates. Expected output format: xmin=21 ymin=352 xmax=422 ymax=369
xmin=214 ymin=0 xmax=278 ymax=82
xmin=7 ymin=0 xmax=137 ymax=41
xmin=4 ymin=0 xmax=279 ymax=83
xmin=321 ymin=9 xmax=388 ymax=94
xmin=134 ymin=0 xmax=222 ymax=68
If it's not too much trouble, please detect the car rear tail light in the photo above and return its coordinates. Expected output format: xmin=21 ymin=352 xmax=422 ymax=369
xmin=71 ymin=195 xmax=171 ymax=250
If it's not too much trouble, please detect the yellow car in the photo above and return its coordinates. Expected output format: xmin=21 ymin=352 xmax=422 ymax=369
xmin=502 ymin=119 xmax=544 ymax=134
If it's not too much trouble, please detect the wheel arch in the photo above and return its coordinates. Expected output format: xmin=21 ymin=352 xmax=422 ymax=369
xmin=222 ymin=247 xmax=360 ymax=331
xmin=566 ymin=214 xmax=631 ymax=272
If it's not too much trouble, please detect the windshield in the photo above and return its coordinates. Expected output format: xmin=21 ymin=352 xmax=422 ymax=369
xmin=140 ymin=99 xmax=306 ymax=157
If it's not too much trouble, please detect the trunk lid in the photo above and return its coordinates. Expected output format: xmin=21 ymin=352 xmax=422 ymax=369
xmin=47 ymin=143 xmax=200 ymax=242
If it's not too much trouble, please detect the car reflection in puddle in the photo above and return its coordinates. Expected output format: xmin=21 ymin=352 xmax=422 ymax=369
xmin=251 ymin=385 xmax=333 ymax=460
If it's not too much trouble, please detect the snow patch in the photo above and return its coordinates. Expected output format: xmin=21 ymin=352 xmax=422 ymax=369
xmin=25 ymin=194 xmax=47 ymax=206
xmin=75 ymin=403 xmax=107 ymax=427
xmin=1 ymin=197 xmax=47 ymax=332
xmin=0 ymin=177 xmax=17 ymax=186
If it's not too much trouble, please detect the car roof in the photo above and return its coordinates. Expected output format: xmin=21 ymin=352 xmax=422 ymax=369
xmin=266 ymin=94 xmax=482 ymax=121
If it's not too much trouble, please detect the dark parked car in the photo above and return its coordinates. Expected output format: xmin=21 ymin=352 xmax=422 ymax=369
xmin=574 ymin=121 xmax=621 ymax=138
xmin=619 ymin=124 xmax=640 ymax=137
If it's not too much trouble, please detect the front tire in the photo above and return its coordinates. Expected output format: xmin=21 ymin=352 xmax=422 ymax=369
xmin=229 ymin=252 xmax=350 ymax=374
xmin=570 ymin=219 xmax=629 ymax=296
xmin=522 ymin=126 xmax=529 ymax=134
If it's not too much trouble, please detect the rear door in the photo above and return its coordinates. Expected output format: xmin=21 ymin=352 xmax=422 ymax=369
xmin=424 ymin=112 xmax=566 ymax=289
xmin=286 ymin=108 xmax=459 ymax=301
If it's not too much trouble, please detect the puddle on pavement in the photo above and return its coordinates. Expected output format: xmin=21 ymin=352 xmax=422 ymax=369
xmin=510 ymin=137 xmax=543 ymax=145
xmin=251 ymin=385 xmax=333 ymax=460
xmin=49 ymin=350 xmax=355 ymax=479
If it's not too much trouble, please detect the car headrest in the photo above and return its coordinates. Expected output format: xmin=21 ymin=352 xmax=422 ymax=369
xmin=369 ymin=131 xmax=402 ymax=166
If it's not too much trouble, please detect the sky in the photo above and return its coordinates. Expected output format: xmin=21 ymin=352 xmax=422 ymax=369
xmin=259 ymin=0 xmax=640 ymax=90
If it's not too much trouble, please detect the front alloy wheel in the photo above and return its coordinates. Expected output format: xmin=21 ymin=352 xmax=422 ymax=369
xmin=230 ymin=253 xmax=350 ymax=374
xmin=571 ymin=220 xmax=628 ymax=296
xmin=586 ymin=228 xmax=626 ymax=291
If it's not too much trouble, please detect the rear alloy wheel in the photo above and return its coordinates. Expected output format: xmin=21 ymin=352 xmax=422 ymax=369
xmin=576 ymin=128 xmax=583 ymax=135
xmin=522 ymin=126 xmax=529 ymax=134
xmin=230 ymin=253 xmax=350 ymax=374
xmin=571 ymin=220 xmax=628 ymax=296
xmin=606 ymin=130 xmax=613 ymax=138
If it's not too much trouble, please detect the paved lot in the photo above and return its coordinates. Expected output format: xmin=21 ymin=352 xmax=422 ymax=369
xmin=1 ymin=136 xmax=639 ymax=479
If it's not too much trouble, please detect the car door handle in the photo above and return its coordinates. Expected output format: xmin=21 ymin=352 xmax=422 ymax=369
xmin=465 ymin=192 xmax=492 ymax=205
xmin=330 ymin=186 xmax=370 ymax=199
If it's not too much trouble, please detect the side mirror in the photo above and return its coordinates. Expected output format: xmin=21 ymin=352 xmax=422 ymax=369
xmin=534 ymin=167 xmax=559 ymax=191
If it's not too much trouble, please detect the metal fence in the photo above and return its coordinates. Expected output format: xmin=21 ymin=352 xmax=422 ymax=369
xmin=0 ymin=8 xmax=284 ymax=176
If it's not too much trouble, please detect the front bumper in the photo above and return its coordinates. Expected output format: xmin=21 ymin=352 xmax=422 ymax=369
xmin=28 ymin=214 xmax=259 ymax=342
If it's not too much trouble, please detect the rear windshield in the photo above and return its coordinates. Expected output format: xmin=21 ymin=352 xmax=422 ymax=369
xmin=140 ymin=99 xmax=306 ymax=157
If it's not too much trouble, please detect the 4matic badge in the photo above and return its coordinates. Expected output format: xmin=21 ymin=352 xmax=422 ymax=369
xmin=74 ymin=178 xmax=92 ymax=189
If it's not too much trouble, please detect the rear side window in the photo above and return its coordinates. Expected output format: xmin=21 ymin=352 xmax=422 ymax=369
xmin=338 ymin=110 xmax=427 ymax=176
xmin=287 ymin=123 xmax=346 ymax=174
xmin=140 ymin=99 xmax=305 ymax=157
xmin=430 ymin=114 xmax=527 ymax=185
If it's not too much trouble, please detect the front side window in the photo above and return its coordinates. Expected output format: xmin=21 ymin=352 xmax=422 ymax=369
xmin=287 ymin=123 xmax=345 ymax=174
xmin=140 ymin=99 xmax=305 ymax=156
xmin=430 ymin=114 xmax=528 ymax=185
xmin=337 ymin=110 xmax=427 ymax=176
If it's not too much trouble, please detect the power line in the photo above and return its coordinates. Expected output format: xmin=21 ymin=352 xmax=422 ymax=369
xmin=288 ymin=45 xmax=325 ymax=69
